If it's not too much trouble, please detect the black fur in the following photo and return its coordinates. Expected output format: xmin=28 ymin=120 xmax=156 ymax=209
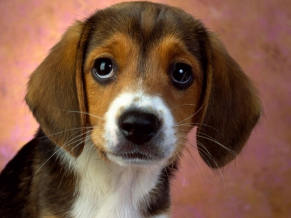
xmin=0 ymin=130 xmax=76 ymax=217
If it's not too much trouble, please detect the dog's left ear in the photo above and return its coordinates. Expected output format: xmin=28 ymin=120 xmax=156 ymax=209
xmin=25 ymin=21 xmax=87 ymax=157
xmin=196 ymin=33 xmax=262 ymax=168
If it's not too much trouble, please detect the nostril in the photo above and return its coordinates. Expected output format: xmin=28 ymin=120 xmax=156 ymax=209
xmin=118 ymin=111 xmax=161 ymax=145
xmin=120 ymin=122 xmax=135 ymax=137
xmin=144 ymin=125 xmax=154 ymax=136
xmin=143 ymin=121 xmax=159 ymax=136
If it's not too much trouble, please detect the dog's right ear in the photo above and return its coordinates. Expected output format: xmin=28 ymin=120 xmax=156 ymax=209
xmin=195 ymin=33 xmax=262 ymax=168
xmin=25 ymin=21 xmax=88 ymax=157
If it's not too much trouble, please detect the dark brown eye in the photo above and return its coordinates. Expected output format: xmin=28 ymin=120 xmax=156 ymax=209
xmin=171 ymin=63 xmax=193 ymax=89
xmin=92 ymin=58 xmax=114 ymax=80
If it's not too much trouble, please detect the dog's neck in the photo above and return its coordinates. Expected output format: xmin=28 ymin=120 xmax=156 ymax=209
xmin=59 ymin=140 xmax=167 ymax=218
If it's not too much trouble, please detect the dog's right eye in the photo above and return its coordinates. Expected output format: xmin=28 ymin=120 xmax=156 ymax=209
xmin=92 ymin=58 xmax=114 ymax=81
xmin=170 ymin=63 xmax=194 ymax=90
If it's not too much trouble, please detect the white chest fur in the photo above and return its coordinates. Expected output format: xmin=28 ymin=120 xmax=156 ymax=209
xmin=67 ymin=142 xmax=167 ymax=218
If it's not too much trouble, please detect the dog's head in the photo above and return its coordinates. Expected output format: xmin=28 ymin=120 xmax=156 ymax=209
xmin=25 ymin=2 xmax=261 ymax=168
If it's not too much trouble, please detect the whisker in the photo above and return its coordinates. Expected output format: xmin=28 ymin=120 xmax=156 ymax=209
xmin=196 ymin=135 xmax=237 ymax=157
xmin=177 ymin=102 xmax=205 ymax=124
xmin=163 ymin=166 xmax=170 ymax=182
xmin=69 ymin=134 xmax=93 ymax=158
xmin=197 ymin=141 xmax=226 ymax=188
xmin=176 ymin=134 xmax=226 ymax=188
xmin=183 ymin=145 xmax=218 ymax=189
xmin=38 ymin=127 xmax=93 ymax=139
xmin=33 ymin=147 xmax=64 ymax=179
xmin=34 ymin=130 xmax=92 ymax=178
xmin=65 ymin=110 xmax=105 ymax=121
xmin=47 ymin=106 xmax=105 ymax=120
xmin=124 ymin=169 xmax=134 ymax=193
xmin=82 ymin=136 xmax=103 ymax=166
xmin=188 ymin=140 xmax=225 ymax=188
xmin=172 ymin=149 xmax=186 ymax=186
xmin=176 ymin=127 xmax=234 ymax=158
xmin=174 ymin=123 xmax=224 ymax=137
xmin=177 ymin=134 xmax=219 ymax=168
xmin=169 ymin=103 xmax=197 ymax=110
xmin=57 ymin=173 xmax=66 ymax=190
xmin=63 ymin=130 xmax=92 ymax=148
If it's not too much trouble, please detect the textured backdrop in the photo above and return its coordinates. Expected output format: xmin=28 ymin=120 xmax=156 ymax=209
xmin=0 ymin=0 xmax=290 ymax=217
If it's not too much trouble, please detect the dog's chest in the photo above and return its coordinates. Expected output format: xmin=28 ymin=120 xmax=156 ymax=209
xmin=66 ymin=143 xmax=164 ymax=218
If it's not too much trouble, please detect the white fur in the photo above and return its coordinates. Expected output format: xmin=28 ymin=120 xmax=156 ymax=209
xmin=104 ymin=91 xmax=176 ymax=166
xmin=153 ymin=215 xmax=170 ymax=218
xmin=67 ymin=91 xmax=176 ymax=217
xmin=69 ymin=141 xmax=166 ymax=218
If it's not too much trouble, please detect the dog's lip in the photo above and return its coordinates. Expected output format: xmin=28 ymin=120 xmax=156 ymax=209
xmin=120 ymin=152 xmax=152 ymax=160
xmin=109 ymin=151 xmax=154 ymax=160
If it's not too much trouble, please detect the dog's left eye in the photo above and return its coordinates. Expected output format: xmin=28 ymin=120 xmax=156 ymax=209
xmin=92 ymin=58 xmax=114 ymax=80
xmin=171 ymin=63 xmax=193 ymax=89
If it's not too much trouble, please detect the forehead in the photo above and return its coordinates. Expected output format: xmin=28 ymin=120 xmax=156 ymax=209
xmin=84 ymin=2 xmax=208 ymax=70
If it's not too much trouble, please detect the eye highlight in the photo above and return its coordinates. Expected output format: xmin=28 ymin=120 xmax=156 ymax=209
xmin=91 ymin=58 xmax=115 ymax=81
xmin=170 ymin=63 xmax=194 ymax=89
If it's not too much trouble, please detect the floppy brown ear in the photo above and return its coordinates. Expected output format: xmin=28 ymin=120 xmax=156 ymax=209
xmin=196 ymin=33 xmax=261 ymax=168
xmin=25 ymin=21 xmax=87 ymax=157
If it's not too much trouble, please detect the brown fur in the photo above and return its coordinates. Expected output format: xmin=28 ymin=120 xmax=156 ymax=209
xmin=196 ymin=33 xmax=262 ymax=167
xmin=84 ymin=33 xmax=203 ymax=160
xmin=25 ymin=21 xmax=87 ymax=157
xmin=0 ymin=2 xmax=261 ymax=217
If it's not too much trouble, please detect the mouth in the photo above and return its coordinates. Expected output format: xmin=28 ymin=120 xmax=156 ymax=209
xmin=118 ymin=152 xmax=153 ymax=160
xmin=107 ymin=151 xmax=158 ymax=166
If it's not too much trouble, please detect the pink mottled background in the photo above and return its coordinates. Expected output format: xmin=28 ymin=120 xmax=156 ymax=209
xmin=0 ymin=0 xmax=290 ymax=217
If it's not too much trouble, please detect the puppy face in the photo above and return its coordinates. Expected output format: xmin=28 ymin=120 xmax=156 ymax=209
xmin=25 ymin=2 xmax=261 ymax=169
xmin=82 ymin=4 xmax=207 ymax=166
xmin=84 ymin=32 xmax=203 ymax=166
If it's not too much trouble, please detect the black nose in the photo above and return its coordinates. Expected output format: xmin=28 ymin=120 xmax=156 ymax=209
xmin=118 ymin=111 xmax=161 ymax=145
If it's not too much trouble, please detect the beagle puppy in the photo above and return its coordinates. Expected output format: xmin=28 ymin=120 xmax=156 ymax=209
xmin=0 ymin=2 xmax=261 ymax=218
